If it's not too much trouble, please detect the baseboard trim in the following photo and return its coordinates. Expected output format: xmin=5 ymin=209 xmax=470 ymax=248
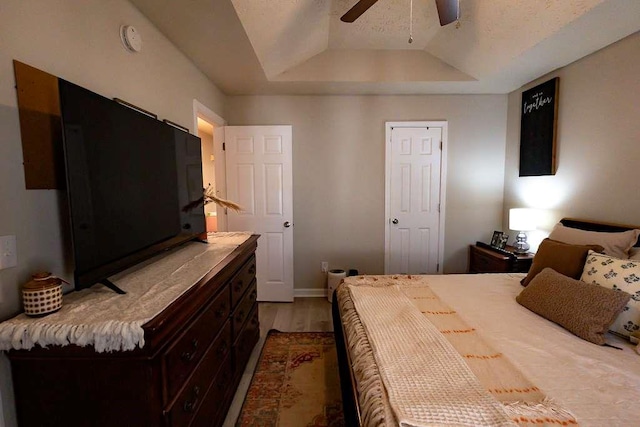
xmin=294 ymin=288 xmax=327 ymax=298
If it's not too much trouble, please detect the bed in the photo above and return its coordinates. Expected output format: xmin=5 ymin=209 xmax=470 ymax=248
xmin=332 ymin=218 xmax=640 ymax=426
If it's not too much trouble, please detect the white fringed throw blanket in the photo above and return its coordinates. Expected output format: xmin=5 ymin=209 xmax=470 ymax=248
xmin=338 ymin=275 xmax=578 ymax=427
xmin=0 ymin=232 xmax=252 ymax=353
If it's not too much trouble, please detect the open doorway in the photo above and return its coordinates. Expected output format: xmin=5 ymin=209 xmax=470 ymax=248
xmin=197 ymin=117 xmax=217 ymax=232
xmin=193 ymin=99 xmax=226 ymax=232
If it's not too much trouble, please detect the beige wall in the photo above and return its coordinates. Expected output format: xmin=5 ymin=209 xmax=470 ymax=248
xmin=226 ymin=95 xmax=508 ymax=291
xmin=0 ymin=1 xmax=226 ymax=425
xmin=503 ymin=32 xmax=640 ymax=239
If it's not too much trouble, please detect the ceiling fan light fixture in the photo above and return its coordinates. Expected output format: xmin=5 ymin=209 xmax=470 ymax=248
xmin=408 ymin=0 xmax=413 ymax=44
xmin=340 ymin=0 xmax=380 ymax=23
xmin=435 ymin=0 xmax=460 ymax=26
xmin=340 ymin=0 xmax=460 ymax=29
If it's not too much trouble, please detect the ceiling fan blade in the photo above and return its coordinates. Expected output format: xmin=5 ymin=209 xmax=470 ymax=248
xmin=340 ymin=0 xmax=380 ymax=23
xmin=435 ymin=0 xmax=459 ymax=26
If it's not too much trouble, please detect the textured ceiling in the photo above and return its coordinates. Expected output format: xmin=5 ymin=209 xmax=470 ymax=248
xmin=128 ymin=0 xmax=640 ymax=95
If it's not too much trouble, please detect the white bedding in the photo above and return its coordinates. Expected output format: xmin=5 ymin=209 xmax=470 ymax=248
xmin=426 ymin=273 xmax=640 ymax=426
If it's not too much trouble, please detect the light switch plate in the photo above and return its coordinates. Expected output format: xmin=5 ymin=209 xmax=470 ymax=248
xmin=0 ymin=235 xmax=17 ymax=269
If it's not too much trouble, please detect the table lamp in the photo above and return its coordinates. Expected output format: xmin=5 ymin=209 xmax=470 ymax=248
xmin=509 ymin=208 xmax=537 ymax=254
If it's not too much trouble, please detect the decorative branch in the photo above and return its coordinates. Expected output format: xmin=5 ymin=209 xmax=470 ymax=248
xmin=181 ymin=196 xmax=205 ymax=213
xmin=204 ymin=185 xmax=243 ymax=212
xmin=181 ymin=184 xmax=243 ymax=213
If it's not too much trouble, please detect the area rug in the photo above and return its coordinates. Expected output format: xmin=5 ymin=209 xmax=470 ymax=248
xmin=236 ymin=330 xmax=344 ymax=427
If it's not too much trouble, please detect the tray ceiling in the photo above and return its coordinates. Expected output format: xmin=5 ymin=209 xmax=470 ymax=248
xmin=128 ymin=0 xmax=640 ymax=95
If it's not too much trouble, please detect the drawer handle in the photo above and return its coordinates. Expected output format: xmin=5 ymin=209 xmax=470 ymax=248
xmin=250 ymin=290 xmax=257 ymax=301
xmin=182 ymin=386 xmax=201 ymax=413
xmin=181 ymin=339 xmax=199 ymax=363
xmin=235 ymin=311 xmax=245 ymax=323
xmin=233 ymin=280 xmax=244 ymax=292
xmin=250 ymin=316 xmax=259 ymax=326
xmin=217 ymin=341 xmax=228 ymax=357
xmin=215 ymin=305 xmax=227 ymax=318
xmin=248 ymin=264 xmax=256 ymax=275
xmin=216 ymin=373 xmax=230 ymax=390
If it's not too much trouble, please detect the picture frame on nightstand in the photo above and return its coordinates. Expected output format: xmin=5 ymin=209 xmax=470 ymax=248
xmin=490 ymin=231 xmax=503 ymax=247
xmin=497 ymin=233 xmax=509 ymax=249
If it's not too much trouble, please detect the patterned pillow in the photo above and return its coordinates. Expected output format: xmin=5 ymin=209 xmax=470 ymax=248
xmin=517 ymin=268 xmax=630 ymax=345
xmin=580 ymin=250 xmax=640 ymax=339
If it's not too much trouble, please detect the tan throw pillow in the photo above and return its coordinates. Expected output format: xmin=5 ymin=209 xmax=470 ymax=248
xmin=516 ymin=268 xmax=631 ymax=345
xmin=521 ymin=238 xmax=604 ymax=287
xmin=548 ymin=223 xmax=640 ymax=259
xmin=581 ymin=251 xmax=640 ymax=339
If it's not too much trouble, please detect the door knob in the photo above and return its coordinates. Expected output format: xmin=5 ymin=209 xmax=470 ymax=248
xmin=392 ymin=218 xmax=399 ymax=225
xmin=284 ymin=221 xmax=292 ymax=228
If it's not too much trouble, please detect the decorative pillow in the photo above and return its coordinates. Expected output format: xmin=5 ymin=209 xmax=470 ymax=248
xmin=517 ymin=268 xmax=630 ymax=345
xmin=548 ymin=223 xmax=640 ymax=259
xmin=521 ymin=238 xmax=604 ymax=287
xmin=580 ymin=250 xmax=640 ymax=339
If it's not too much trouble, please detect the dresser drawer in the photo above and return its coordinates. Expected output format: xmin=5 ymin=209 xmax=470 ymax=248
xmin=473 ymin=252 xmax=507 ymax=272
xmin=234 ymin=304 xmax=259 ymax=374
xmin=230 ymin=255 xmax=256 ymax=307
xmin=165 ymin=322 xmax=232 ymax=426
xmin=470 ymin=248 xmax=509 ymax=273
xmin=232 ymin=280 xmax=257 ymax=340
xmin=163 ymin=286 xmax=230 ymax=403
xmin=190 ymin=354 xmax=234 ymax=427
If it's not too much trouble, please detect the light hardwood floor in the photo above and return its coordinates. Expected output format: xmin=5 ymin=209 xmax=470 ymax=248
xmin=223 ymin=297 xmax=334 ymax=426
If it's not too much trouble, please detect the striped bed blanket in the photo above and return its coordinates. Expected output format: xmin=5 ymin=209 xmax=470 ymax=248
xmin=337 ymin=275 xmax=578 ymax=427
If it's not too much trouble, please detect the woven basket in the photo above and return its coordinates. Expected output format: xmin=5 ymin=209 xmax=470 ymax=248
xmin=22 ymin=272 xmax=63 ymax=317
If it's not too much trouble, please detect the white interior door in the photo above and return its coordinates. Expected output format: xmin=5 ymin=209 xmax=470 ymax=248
xmin=385 ymin=123 xmax=446 ymax=274
xmin=224 ymin=126 xmax=294 ymax=302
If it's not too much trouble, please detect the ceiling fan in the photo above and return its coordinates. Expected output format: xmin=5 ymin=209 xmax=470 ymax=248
xmin=340 ymin=0 xmax=459 ymax=26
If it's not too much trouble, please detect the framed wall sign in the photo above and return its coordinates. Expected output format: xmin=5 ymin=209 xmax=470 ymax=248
xmin=519 ymin=77 xmax=559 ymax=176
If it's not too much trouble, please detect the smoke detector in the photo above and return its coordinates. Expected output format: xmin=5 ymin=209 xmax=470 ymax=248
xmin=120 ymin=25 xmax=143 ymax=53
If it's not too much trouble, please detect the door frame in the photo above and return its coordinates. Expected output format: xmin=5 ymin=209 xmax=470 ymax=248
xmin=193 ymin=99 xmax=228 ymax=231
xmin=384 ymin=121 xmax=448 ymax=274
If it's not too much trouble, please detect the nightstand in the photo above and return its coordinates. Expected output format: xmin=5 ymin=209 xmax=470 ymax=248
xmin=468 ymin=243 xmax=534 ymax=273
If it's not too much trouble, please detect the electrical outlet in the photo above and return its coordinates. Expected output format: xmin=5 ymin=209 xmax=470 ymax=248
xmin=321 ymin=262 xmax=328 ymax=273
xmin=0 ymin=235 xmax=17 ymax=270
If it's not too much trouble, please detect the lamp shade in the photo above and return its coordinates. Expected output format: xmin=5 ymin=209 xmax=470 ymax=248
xmin=509 ymin=208 xmax=537 ymax=231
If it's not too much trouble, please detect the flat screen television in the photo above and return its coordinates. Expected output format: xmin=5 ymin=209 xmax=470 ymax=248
xmin=58 ymin=79 xmax=206 ymax=293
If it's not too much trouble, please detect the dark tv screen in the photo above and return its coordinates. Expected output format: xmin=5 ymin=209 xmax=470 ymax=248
xmin=59 ymin=80 xmax=205 ymax=291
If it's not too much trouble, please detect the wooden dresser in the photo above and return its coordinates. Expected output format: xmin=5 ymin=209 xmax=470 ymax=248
xmin=7 ymin=235 xmax=259 ymax=427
